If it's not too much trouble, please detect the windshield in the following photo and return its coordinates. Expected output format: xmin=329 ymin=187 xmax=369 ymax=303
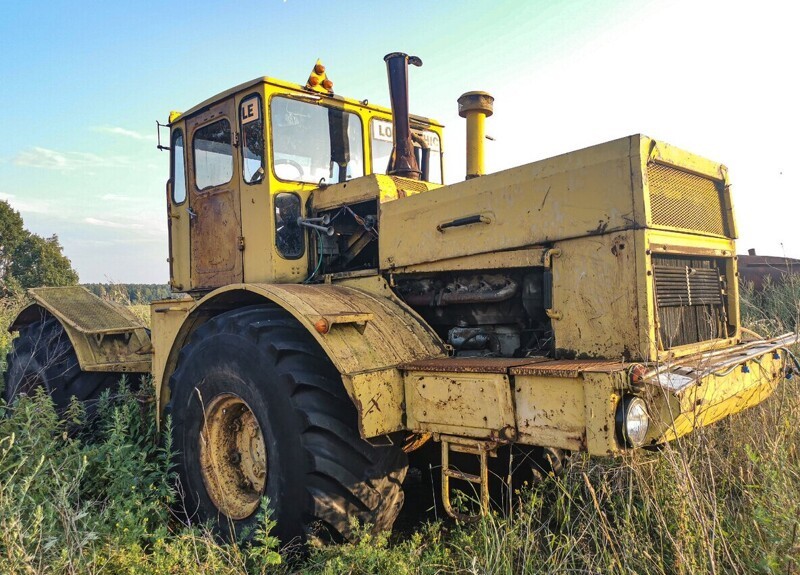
xmin=270 ymin=96 xmax=364 ymax=184
xmin=371 ymin=119 xmax=442 ymax=184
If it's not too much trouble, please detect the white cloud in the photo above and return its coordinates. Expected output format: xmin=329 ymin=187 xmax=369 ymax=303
xmin=92 ymin=125 xmax=155 ymax=141
xmin=0 ymin=191 xmax=53 ymax=214
xmin=84 ymin=217 xmax=144 ymax=230
xmin=14 ymin=147 xmax=133 ymax=171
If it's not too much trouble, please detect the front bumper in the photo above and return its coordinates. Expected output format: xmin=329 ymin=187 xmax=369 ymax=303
xmin=641 ymin=333 xmax=798 ymax=446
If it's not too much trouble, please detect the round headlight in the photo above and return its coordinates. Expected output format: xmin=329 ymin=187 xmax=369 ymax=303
xmin=616 ymin=396 xmax=650 ymax=448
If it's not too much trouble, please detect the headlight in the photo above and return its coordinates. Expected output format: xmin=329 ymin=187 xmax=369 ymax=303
xmin=616 ymin=396 xmax=650 ymax=448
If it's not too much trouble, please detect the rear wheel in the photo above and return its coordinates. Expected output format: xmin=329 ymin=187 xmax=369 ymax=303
xmin=167 ymin=305 xmax=407 ymax=543
xmin=3 ymin=313 xmax=131 ymax=416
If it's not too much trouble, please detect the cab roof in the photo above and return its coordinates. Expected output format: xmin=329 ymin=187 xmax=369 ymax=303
xmin=171 ymin=76 xmax=444 ymax=128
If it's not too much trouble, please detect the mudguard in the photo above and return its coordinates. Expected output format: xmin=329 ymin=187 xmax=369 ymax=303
xmin=152 ymin=278 xmax=447 ymax=438
xmin=9 ymin=286 xmax=151 ymax=373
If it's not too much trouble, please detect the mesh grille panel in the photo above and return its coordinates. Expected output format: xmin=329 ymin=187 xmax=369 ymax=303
xmin=389 ymin=176 xmax=431 ymax=195
xmin=647 ymin=163 xmax=728 ymax=236
xmin=32 ymin=286 xmax=144 ymax=332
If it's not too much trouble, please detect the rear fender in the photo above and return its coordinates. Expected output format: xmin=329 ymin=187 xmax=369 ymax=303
xmin=8 ymin=286 xmax=151 ymax=373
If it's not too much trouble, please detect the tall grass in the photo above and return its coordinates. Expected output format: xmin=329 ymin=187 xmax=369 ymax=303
xmin=0 ymin=276 xmax=798 ymax=574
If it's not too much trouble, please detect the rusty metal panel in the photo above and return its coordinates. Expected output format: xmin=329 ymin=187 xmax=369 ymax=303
xmin=24 ymin=286 xmax=144 ymax=333
xmin=401 ymin=357 xmax=550 ymax=374
xmin=187 ymin=99 xmax=243 ymax=291
xmin=510 ymin=359 xmax=624 ymax=378
xmin=259 ymin=282 xmax=446 ymax=375
xmin=404 ymin=371 xmax=516 ymax=440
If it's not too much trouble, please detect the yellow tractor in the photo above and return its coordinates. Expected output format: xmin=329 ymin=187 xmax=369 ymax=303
xmin=4 ymin=53 xmax=797 ymax=543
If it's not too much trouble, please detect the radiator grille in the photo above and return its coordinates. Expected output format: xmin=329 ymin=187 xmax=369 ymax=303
xmin=647 ymin=163 xmax=729 ymax=236
xmin=653 ymin=256 xmax=730 ymax=348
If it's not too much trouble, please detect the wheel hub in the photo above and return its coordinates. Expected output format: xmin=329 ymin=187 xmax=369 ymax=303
xmin=198 ymin=393 xmax=267 ymax=519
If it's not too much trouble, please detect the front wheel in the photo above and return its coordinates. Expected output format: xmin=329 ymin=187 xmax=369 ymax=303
xmin=167 ymin=305 xmax=407 ymax=543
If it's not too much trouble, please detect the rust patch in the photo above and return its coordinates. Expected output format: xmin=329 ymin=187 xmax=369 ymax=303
xmin=510 ymin=359 xmax=624 ymax=378
xmin=400 ymin=356 xmax=550 ymax=374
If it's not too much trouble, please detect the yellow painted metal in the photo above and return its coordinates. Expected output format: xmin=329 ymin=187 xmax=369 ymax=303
xmin=398 ymin=335 xmax=792 ymax=456
xmin=198 ymin=393 xmax=267 ymax=520
xmin=166 ymin=116 xmax=191 ymax=292
xmin=464 ymin=112 xmax=485 ymax=178
xmin=380 ymin=134 xmax=732 ymax=270
xmin=549 ymin=231 xmax=641 ymax=359
xmin=513 ymin=375 xmax=588 ymax=452
xmin=350 ymin=368 xmax=406 ymax=437
xmin=404 ymin=371 xmax=516 ymax=440
xmin=457 ymin=91 xmax=494 ymax=179
xmin=440 ymin=436 xmax=494 ymax=522
xmin=149 ymin=297 xmax=195 ymax=418
xmin=642 ymin=334 xmax=795 ymax=445
xmin=10 ymin=287 xmax=151 ymax=373
xmin=152 ymin=282 xmax=446 ymax=438
xmin=380 ymin=135 xmax=643 ymax=269
xmin=393 ymin=247 xmax=547 ymax=274
xmin=311 ymin=174 xmax=439 ymax=211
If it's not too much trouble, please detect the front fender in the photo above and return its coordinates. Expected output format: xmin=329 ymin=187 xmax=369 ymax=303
xmin=154 ymin=279 xmax=446 ymax=437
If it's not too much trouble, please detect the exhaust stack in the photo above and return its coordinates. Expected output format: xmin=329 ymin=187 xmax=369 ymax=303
xmin=457 ymin=91 xmax=494 ymax=179
xmin=384 ymin=52 xmax=422 ymax=180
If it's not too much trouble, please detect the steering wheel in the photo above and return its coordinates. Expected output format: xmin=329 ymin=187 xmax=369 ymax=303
xmin=274 ymin=159 xmax=305 ymax=181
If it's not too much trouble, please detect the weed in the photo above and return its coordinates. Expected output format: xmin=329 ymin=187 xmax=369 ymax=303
xmin=0 ymin=276 xmax=797 ymax=574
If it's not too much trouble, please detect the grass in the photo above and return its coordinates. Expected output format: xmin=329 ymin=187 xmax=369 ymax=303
xmin=0 ymin=277 xmax=798 ymax=574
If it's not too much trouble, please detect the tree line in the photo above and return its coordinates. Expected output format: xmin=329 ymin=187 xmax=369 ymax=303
xmin=1 ymin=200 xmax=172 ymax=303
xmin=82 ymin=283 xmax=172 ymax=304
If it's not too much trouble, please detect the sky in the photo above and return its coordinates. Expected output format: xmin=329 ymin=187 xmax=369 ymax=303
xmin=0 ymin=0 xmax=797 ymax=283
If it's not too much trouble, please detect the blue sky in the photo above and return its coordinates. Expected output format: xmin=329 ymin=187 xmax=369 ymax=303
xmin=1 ymin=0 xmax=797 ymax=283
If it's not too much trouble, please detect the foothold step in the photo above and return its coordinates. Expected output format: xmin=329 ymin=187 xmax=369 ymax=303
xmin=440 ymin=435 xmax=499 ymax=522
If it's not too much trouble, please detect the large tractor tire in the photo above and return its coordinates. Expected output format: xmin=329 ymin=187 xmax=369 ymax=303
xmin=167 ymin=305 xmax=407 ymax=544
xmin=3 ymin=314 xmax=131 ymax=415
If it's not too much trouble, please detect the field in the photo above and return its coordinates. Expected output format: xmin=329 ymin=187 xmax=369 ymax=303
xmin=0 ymin=278 xmax=798 ymax=575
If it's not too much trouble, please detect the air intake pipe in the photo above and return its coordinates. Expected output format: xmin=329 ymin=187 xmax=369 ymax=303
xmin=384 ymin=52 xmax=422 ymax=180
xmin=457 ymin=91 xmax=494 ymax=179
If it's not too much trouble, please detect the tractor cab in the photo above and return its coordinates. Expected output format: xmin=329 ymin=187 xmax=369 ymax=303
xmin=165 ymin=60 xmax=444 ymax=294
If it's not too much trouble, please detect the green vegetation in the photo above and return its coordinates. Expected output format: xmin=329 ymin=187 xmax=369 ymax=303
xmin=0 ymin=277 xmax=798 ymax=574
xmin=0 ymin=200 xmax=78 ymax=295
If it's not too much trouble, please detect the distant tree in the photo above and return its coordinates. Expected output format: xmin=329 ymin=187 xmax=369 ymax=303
xmin=83 ymin=282 xmax=172 ymax=304
xmin=0 ymin=200 xmax=79 ymax=295
xmin=0 ymin=201 xmax=26 ymax=280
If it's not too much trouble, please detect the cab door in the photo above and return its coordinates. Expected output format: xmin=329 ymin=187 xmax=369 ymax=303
xmin=186 ymin=100 xmax=243 ymax=290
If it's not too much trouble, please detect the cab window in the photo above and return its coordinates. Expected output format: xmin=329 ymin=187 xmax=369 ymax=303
xmin=171 ymin=129 xmax=187 ymax=204
xmin=370 ymin=118 xmax=443 ymax=184
xmin=240 ymin=95 xmax=265 ymax=184
xmin=274 ymin=193 xmax=304 ymax=259
xmin=271 ymin=96 xmax=364 ymax=184
xmin=193 ymin=119 xmax=233 ymax=190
